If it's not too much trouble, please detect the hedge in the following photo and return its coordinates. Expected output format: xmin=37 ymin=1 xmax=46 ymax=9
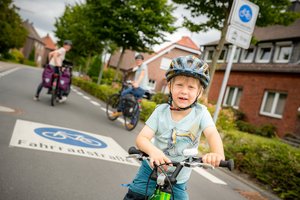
xmin=223 ymin=130 xmax=300 ymax=199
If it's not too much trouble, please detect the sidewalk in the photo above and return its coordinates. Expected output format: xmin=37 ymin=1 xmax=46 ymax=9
xmin=0 ymin=61 xmax=38 ymax=72
xmin=220 ymin=168 xmax=281 ymax=200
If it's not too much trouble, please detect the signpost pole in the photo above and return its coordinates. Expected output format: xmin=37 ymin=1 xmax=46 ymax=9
xmin=213 ymin=45 xmax=237 ymax=123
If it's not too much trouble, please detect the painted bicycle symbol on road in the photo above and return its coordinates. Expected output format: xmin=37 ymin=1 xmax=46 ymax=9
xmin=34 ymin=127 xmax=107 ymax=148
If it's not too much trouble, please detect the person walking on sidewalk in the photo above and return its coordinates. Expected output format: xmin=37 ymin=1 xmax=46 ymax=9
xmin=33 ymin=40 xmax=72 ymax=102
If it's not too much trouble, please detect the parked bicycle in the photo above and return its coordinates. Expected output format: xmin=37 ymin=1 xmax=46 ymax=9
xmin=127 ymin=146 xmax=234 ymax=200
xmin=106 ymin=75 xmax=141 ymax=131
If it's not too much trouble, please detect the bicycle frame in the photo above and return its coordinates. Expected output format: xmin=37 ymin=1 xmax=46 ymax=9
xmin=127 ymin=147 xmax=234 ymax=200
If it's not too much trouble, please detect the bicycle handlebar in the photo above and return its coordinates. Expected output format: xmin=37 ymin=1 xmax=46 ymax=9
xmin=128 ymin=146 xmax=234 ymax=171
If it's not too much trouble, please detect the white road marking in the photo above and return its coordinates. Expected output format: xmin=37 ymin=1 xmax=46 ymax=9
xmin=83 ymin=96 xmax=91 ymax=100
xmin=193 ymin=167 xmax=227 ymax=185
xmin=9 ymin=119 xmax=139 ymax=166
xmin=0 ymin=105 xmax=15 ymax=112
xmin=90 ymin=101 xmax=100 ymax=106
xmin=0 ymin=67 xmax=19 ymax=78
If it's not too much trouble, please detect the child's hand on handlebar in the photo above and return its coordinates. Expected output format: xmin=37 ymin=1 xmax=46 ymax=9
xmin=202 ymin=153 xmax=224 ymax=167
xmin=149 ymin=148 xmax=171 ymax=171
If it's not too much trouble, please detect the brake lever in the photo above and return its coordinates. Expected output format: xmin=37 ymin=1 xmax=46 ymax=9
xmin=200 ymin=163 xmax=215 ymax=170
xmin=126 ymin=154 xmax=139 ymax=159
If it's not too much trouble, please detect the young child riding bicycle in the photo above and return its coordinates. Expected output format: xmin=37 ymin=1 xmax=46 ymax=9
xmin=123 ymin=55 xmax=225 ymax=200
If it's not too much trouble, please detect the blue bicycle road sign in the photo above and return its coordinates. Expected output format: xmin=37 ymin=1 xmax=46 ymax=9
xmin=34 ymin=127 xmax=108 ymax=148
xmin=239 ymin=4 xmax=252 ymax=23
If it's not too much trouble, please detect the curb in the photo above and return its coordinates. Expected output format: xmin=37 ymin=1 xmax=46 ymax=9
xmin=220 ymin=168 xmax=281 ymax=200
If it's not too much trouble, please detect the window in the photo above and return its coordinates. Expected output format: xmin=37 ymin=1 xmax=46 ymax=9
xmin=204 ymin=47 xmax=214 ymax=62
xmin=218 ymin=48 xmax=227 ymax=63
xmin=260 ymin=91 xmax=287 ymax=118
xmin=160 ymin=57 xmax=172 ymax=70
xmin=240 ymin=48 xmax=255 ymax=63
xmin=273 ymin=42 xmax=292 ymax=63
xmin=148 ymin=79 xmax=156 ymax=90
xmin=223 ymin=87 xmax=243 ymax=109
xmin=226 ymin=46 xmax=241 ymax=63
xmin=256 ymin=43 xmax=273 ymax=63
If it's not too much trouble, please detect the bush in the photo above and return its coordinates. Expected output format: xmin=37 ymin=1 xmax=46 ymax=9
xmin=223 ymin=130 xmax=300 ymax=199
xmin=87 ymin=55 xmax=102 ymax=78
xmin=236 ymin=120 xmax=276 ymax=138
xmin=9 ymin=49 xmax=25 ymax=63
xmin=101 ymin=68 xmax=122 ymax=85
xmin=259 ymin=124 xmax=277 ymax=138
xmin=72 ymin=77 xmax=156 ymax=119
xmin=28 ymin=47 xmax=35 ymax=61
xmin=206 ymin=105 xmax=236 ymax=131
xmin=140 ymin=99 xmax=156 ymax=121
xmin=151 ymin=92 xmax=169 ymax=104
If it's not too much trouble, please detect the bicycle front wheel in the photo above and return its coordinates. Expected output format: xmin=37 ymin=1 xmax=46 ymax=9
xmin=51 ymin=89 xmax=56 ymax=106
xmin=106 ymin=94 xmax=120 ymax=121
xmin=124 ymin=105 xmax=139 ymax=131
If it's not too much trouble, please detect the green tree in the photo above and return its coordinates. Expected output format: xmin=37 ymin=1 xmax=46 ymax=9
xmin=55 ymin=3 xmax=116 ymax=83
xmin=0 ymin=0 xmax=27 ymax=56
xmin=173 ymin=0 xmax=300 ymax=95
xmin=28 ymin=47 xmax=35 ymax=61
xmin=55 ymin=3 xmax=107 ymax=66
xmin=87 ymin=0 xmax=177 ymax=79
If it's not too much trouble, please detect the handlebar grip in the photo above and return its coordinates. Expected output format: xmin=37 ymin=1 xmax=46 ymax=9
xmin=128 ymin=146 xmax=149 ymax=157
xmin=128 ymin=146 xmax=140 ymax=154
xmin=219 ymin=159 xmax=234 ymax=171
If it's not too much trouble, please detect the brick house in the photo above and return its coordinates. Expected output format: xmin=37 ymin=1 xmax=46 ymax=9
xmin=21 ymin=20 xmax=45 ymax=67
xmin=202 ymin=17 xmax=300 ymax=137
xmin=41 ymin=34 xmax=57 ymax=66
xmin=108 ymin=36 xmax=201 ymax=94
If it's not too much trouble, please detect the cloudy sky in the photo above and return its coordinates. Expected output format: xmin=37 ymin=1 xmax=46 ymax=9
xmin=13 ymin=0 xmax=220 ymax=51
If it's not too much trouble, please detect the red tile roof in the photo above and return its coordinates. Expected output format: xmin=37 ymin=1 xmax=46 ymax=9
xmin=175 ymin=36 xmax=199 ymax=50
xmin=108 ymin=36 xmax=200 ymax=70
xmin=42 ymin=34 xmax=56 ymax=50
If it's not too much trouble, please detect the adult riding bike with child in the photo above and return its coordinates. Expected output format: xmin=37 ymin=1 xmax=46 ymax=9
xmin=33 ymin=40 xmax=72 ymax=106
xmin=49 ymin=60 xmax=73 ymax=106
xmin=123 ymin=55 xmax=228 ymax=200
xmin=106 ymin=54 xmax=148 ymax=131
xmin=126 ymin=146 xmax=234 ymax=200
xmin=106 ymin=73 xmax=142 ymax=131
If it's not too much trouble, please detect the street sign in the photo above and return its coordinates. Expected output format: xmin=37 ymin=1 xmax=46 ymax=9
xmin=225 ymin=25 xmax=252 ymax=49
xmin=214 ymin=0 xmax=259 ymax=123
xmin=229 ymin=0 xmax=259 ymax=34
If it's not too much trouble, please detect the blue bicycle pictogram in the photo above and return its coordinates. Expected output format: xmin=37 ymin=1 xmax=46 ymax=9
xmin=34 ymin=127 xmax=107 ymax=148
xmin=239 ymin=4 xmax=252 ymax=23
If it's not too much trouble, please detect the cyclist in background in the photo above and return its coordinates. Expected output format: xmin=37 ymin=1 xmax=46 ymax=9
xmin=33 ymin=40 xmax=72 ymax=102
xmin=123 ymin=55 xmax=225 ymax=200
xmin=110 ymin=54 xmax=149 ymax=128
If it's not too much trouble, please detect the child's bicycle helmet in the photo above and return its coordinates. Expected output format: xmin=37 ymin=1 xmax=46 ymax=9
xmin=166 ymin=55 xmax=210 ymax=89
xmin=165 ymin=55 xmax=210 ymax=111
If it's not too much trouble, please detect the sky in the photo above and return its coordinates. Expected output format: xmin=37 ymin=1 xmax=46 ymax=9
xmin=13 ymin=0 xmax=221 ymax=51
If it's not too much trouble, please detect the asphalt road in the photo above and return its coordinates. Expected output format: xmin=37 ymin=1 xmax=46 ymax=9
xmin=0 ymin=62 xmax=279 ymax=200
